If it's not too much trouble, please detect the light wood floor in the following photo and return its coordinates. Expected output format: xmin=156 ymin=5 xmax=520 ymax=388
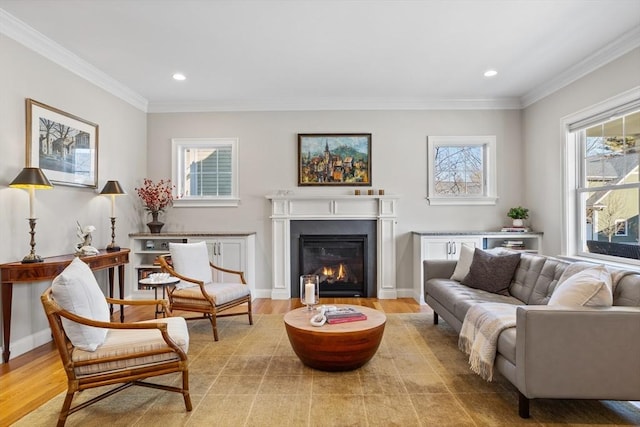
xmin=0 ymin=298 xmax=428 ymax=426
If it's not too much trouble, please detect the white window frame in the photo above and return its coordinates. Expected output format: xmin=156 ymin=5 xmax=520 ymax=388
xmin=426 ymin=135 xmax=498 ymax=205
xmin=615 ymin=219 xmax=628 ymax=237
xmin=171 ymin=137 xmax=240 ymax=208
xmin=561 ymin=87 xmax=640 ymax=265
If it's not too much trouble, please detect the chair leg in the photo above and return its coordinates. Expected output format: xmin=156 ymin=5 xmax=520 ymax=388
xmin=518 ymin=391 xmax=530 ymax=418
xmin=207 ymin=314 xmax=219 ymax=341
xmin=433 ymin=312 xmax=439 ymax=325
xmin=57 ymin=390 xmax=75 ymax=427
xmin=247 ymin=299 xmax=254 ymax=325
xmin=182 ymin=369 xmax=193 ymax=411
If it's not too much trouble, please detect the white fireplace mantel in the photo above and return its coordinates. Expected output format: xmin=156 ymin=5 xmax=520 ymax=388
xmin=266 ymin=194 xmax=398 ymax=300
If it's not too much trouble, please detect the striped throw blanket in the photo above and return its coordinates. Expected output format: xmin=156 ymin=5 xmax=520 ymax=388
xmin=458 ymin=303 xmax=517 ymax=381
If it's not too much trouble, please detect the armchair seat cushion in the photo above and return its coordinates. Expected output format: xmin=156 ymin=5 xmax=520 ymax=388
xmin=172 ymin=282 xmax=250 ymax=307
xmin=72 ymin=316 xmax=189 ymax=377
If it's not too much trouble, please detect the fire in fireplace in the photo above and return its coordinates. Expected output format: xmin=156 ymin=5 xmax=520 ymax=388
xmin=300 ymin=234 xmax=366 ymax=297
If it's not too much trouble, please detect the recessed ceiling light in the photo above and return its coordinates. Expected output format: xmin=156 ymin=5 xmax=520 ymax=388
xmin=172 ymin=73 xmax=186 ymax=81
xmin=484 ymin=69 xmax=498 ymax=78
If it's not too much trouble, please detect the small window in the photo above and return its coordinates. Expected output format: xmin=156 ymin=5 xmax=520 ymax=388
xmin=172 ymin=138 xmax=239 ymax=207
xmin=615 ymin=219 xmax=628 ymax=236
xmin=427 ymin=136 xmax=497 ymax=205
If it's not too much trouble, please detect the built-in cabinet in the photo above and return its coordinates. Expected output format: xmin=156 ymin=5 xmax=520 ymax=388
xmin=129 ymin=232 xmax=256 ymax=299
xmin=412 ymin=231 xmax=543 ymax=304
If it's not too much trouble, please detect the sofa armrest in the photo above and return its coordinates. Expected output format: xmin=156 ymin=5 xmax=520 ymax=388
xmin=423 ymin=259 xmax=457 ymax=281
xmin=515 ymin=305 xmax=640 ymax=401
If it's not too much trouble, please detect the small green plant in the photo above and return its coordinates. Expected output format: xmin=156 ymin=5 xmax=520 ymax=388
xmin=507 ymin=206 xmax=529 ymax=220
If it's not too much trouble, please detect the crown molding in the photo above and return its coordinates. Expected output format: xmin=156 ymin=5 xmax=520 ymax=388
xmin=0 ymin=9 xmax=148 ymax=112
xmin=147 ymin=97 xmax=523 ymax=113
xmin=521 ymin=26 xmax=640 ymax=108
xmin=2 ymin=7 xmax=637 ymax=114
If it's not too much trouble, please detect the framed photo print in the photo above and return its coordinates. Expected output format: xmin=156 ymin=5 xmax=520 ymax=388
xmin=298 ymin=133 xmax=371 ymax=186
xmin=26 ymin=98 xmax=98 ymax=188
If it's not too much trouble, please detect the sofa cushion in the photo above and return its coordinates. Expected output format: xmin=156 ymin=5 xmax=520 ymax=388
xmin=528 ymin=257 xmax=569 ymax=305
xmin=548 ymin=264 xmax=613 ymax=307
xmin=425 ymin=278 xmax=522 ymax=322
xmin=508 ymin=252 xmax=547 ymax=304
xmin=462 ymin=249 xmax=521 ymax=295
xmin=51 ymin=257 xmax=110 ymax=351
xmin=450 ymin=243 xmax=475 ymax=281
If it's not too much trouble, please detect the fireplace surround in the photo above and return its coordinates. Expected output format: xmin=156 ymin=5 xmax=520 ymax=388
xmin=266 ymin=194 xmax=398 ymax=300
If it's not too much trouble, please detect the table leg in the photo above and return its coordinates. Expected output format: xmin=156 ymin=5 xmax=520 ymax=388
xmin=108 ymin=267 xmax=115 ymax=318
xmin=118 ymin=264 xmax=125 ymax=323
xmin=154 ymin=286 xmax=159 ymax=319
xmin=2 ymin=283 xmax=13 ymax=363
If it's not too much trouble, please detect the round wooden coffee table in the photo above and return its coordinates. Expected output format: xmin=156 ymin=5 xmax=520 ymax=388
xmin=284 ymin=305 xmax=386 ymax=371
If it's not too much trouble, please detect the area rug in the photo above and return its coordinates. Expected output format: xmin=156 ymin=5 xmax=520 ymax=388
xmin=14 ymin=313 xmax=640 ymax=426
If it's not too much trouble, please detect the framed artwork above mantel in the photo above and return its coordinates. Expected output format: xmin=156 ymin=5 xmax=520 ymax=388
xmin=26 ymin=98 xmax=99 ymax=188
xmin=298 ymin=133 xmax=371 ymax=186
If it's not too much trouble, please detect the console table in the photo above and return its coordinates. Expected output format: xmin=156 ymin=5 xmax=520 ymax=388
xmin=0 ymin=248 xmax=129 ymax=363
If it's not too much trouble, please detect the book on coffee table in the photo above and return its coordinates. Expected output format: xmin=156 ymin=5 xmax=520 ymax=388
xmin=326 ymin=313 xmax=368 ymax=324
xmin=325 ymin=307 xmax=368 ymax=324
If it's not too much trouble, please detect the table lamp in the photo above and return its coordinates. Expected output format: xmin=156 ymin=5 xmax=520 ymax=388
xmin=9 ymin=167 xmax=53 ymax=263
xmin=100 ymin=180 xmax=126 ymax=251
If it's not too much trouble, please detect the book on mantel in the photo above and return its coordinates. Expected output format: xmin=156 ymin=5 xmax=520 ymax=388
xmin=325 ymin=307 xmax=368 ymax=324
xmin=500 ymin=226 xmax=531 ymax=232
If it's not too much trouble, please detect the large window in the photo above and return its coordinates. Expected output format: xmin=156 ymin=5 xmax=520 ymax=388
xmin=171 ymin=138 xmax=239 ymax=207
xmin=564 ymin=92 xmax=639 ymax=264
xmin=427 ymin=135 xmax=497 ymax=205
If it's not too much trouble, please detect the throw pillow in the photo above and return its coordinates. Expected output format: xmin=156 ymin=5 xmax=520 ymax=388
xmin=169 ymin=241 xmax=213 ymax=289
xmin=51 ymin=257 xmax=110 ymax=351
xmin=461 ymin=248 xmax=521 ymax=295
xmin=450 ymin=243 xmax=475 ymax=282
xmin=548 ymin=264 xmax=612 ymax=307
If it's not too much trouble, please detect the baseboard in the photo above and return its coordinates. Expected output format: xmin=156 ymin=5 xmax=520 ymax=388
xmin=4 ymin=329 xmax=53 ymax=361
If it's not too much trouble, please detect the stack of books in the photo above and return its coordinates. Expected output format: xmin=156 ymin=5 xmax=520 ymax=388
xmin=502 ymin=240 xmax=526 ymax=250
xmin=325 ymin=307 xmax=367 ymax=324
xmin=501 ymin=226 xmax=531 ymax=232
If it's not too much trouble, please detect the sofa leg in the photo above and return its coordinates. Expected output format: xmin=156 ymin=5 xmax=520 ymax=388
xmin=518 ymin=391 xmax=530 ymax=418
xmin=433 ymin=312 xmax=439 ymax=325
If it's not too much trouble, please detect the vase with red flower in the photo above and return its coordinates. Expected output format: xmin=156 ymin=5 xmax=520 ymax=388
xmin=135 ymin=178 xmax=174 ymax=233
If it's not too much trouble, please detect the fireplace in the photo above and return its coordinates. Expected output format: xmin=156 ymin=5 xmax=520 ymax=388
xmin=300 ymin=234 xmax=367 ymax=297
xmin=290 ymin=220 xmax=376 ymax=298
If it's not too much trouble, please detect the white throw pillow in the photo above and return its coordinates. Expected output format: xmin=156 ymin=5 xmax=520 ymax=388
xmin=51 ymin=257 xmax=110 ymax=351
xmin=548 ymin=264 xmax=613 ymax=307
xmin=450 ymin=243 xmax=475 ymax=282
xmin=169 ymin=241 xmax=213 ymax=289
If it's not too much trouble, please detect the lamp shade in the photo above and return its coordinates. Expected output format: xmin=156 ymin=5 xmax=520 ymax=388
xmin=100 ymin=180 xmax=126 ymax=195
xmin=9 ymin=167 xmax=53 ymax=189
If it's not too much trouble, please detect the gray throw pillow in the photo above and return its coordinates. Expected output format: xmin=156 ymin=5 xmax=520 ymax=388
xmin=462 ymin=248 xmax=521 ymax=295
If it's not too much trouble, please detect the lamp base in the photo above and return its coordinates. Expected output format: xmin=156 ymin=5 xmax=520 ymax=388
xmin=106 ymin=243 xmax=121 ymax=252
xmin=21 ymin=253 xmax=43 ymax=263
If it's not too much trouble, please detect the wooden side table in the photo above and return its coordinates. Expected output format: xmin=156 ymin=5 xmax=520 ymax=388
xmin=284 ymin=304 xmax=386 ymax=371
xmin=138 ymin=276 xmax=179 ymax=318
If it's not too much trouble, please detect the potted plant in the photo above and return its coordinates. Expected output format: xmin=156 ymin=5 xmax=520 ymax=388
xmin=507 ymin=206 xmax=529 ymax=227
xmin=135 ymin=178 xmax=174 ymax=233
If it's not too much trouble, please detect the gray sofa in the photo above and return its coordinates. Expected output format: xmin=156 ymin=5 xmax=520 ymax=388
xmin=423 ymin=251 xmax=640 ymax=418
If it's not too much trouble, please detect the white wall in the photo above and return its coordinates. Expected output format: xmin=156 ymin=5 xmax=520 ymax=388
xmin=0 ymin=36 xmax=147 ymax=359
xmin=147 ymin=109 xmax=524 ymax=297
xmin=523 ymin=47 xmax=640 ymax=255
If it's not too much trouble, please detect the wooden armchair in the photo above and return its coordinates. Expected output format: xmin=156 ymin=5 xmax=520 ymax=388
xmin=40 ymin=258 xmax=191 ymax=427
xmin=157 ymin=241 xmax=252 ymax=341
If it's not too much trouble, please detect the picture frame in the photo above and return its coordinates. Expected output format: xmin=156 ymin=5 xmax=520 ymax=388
xmin=298 ymin=133 xmax=371 ymax=186
xmin=26 ymin=98 xmax=99 ymax=188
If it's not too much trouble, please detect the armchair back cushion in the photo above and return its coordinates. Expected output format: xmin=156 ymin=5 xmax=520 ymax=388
xmin=169 ymin=241 xmax=213 ymax=289
xmin=51 ymin=257 xmax=110 ymax=351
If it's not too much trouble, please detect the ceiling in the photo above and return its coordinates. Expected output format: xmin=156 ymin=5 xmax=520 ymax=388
xmin=1 ymin=0 xmax=639 ymax=112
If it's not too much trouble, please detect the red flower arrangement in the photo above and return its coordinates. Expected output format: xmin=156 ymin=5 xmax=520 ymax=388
xmin=135 ymin=178 xmax=174 ymax=213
